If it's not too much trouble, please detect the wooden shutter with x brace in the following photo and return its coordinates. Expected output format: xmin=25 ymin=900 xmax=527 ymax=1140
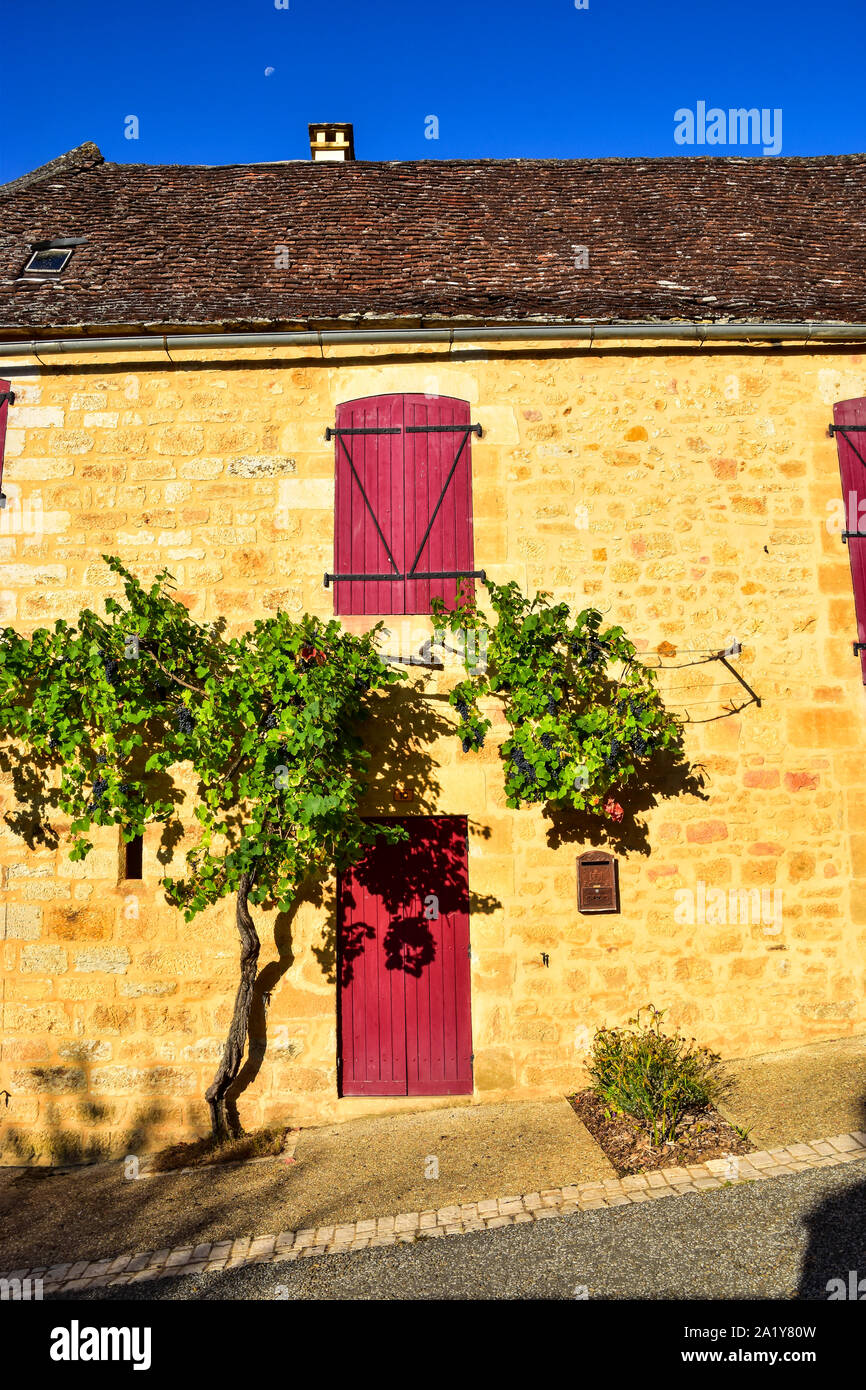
xmin=327 ymin=393 xmax=483 ymax=615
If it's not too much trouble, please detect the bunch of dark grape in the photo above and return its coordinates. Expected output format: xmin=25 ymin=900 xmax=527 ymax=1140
xmin=353 ymin=676 xmax=370 ymax=694
xmin=103 ymin=658 xmax=119 ymax=687
xmin=540 ymin=732 xmax=554 ymax=751
xmin=455 ymin=696 xmax=469 ymax=719
xmin=629 ymin=732 xmax=650 ymax=757
xmin=174 ymin=704 xmax=195 ymax=735
xmin=617 ymin=690 xmax=646 ymax=717
xmin=508 ymin=744 xmax=537 ymax=786
xmin=546 ymin=695 xmax=557 ymax=716
xmin=603 ymin=735 xmax=622 ymax=771
xmin=88 ymin=775 xmax=108 ymax=811
xmin=264 ymin=711 xmax=279 ymax=730
xmin=570 ymin=638 xmax=601 ymax=669
xmin=49 ymin=734 xmax=60 ymax=752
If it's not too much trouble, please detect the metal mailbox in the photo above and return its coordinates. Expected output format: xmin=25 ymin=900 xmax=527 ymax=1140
xmin=577 ymin=850 xmax=619 ymax=914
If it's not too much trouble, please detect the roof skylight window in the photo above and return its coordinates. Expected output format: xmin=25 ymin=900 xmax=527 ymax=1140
xmin=23 ymin=247 xmax=73 ymax=275
xmin=18 ymin=237 xmax=86 ymax=279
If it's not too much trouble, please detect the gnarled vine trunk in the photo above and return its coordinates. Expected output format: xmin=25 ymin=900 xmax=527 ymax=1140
xmin=206 ymin=870 xmax=260 ymax=1142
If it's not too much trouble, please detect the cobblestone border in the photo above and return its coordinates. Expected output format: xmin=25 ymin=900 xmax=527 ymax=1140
xmin=7 ymin=1130 xmax=865 ymax=1295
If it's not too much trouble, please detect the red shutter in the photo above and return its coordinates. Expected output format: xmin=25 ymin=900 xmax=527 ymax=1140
xmin=333 ymin=394 xmax=404 ymax=616
xmin=331 ymin=393 xmax=477 ymax=616
xmin=0 ymin=379 xmax=12 ymax=507
xmin=338 ymin=817 xmax=473 ymax=1097
xmin=403 ymin=394 xmax=475 ymax=615
xmin=832 ymin=398 xmax=866 ymax=682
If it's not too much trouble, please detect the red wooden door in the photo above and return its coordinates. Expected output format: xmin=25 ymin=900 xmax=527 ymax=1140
xmin=338 ymin=817 xmax=473 ymax=1097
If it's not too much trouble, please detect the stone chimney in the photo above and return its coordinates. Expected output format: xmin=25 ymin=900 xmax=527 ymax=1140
xmin=308 ymin=123 xmax=355 ymax=162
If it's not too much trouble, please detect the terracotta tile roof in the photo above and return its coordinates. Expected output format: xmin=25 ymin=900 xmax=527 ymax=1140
xmin=1 ymin=142 xmax=865 ymax=335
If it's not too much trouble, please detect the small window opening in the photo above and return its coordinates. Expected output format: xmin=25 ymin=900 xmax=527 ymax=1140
xmin=22 ymin=247 xmax=73 ymax=276
xmin=124 ymin=833 xmax=143 ymax=880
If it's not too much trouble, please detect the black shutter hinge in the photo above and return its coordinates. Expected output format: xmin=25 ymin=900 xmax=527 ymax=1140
xmin=324 ymin=568 xmax=486 ymax=589
xmin=405 ymin=423 xmax=483 ymax=437
xmin=854 ymin=643 xmax=866 ymax=655
xmin=0 ymin=390 xmax=15 ymax=408
xmin=325 ymin=426 xmax=402 ymax=441
xmin=326 ymin=422 xmax=481 ymax=440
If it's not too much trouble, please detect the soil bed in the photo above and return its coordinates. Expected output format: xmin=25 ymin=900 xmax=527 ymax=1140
xmin=568 ymin=1090 xmax=755 ymax=1178
xmin=149 ymin=1125 xmax=290 ymax=1172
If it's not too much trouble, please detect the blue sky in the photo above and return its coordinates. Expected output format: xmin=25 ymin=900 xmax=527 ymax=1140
xmin=3 ymin=0 xmax=864 ymax=181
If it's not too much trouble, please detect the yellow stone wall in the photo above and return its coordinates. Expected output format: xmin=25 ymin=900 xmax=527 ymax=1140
xmin=1 ymin=338 xmax=866 ymax=1161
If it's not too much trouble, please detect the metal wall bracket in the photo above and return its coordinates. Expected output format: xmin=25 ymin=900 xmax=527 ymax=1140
xmin=716 ymin=651 xmax=762 ymax=709
xmin=830 ymin=424 xmax=866 ymax=471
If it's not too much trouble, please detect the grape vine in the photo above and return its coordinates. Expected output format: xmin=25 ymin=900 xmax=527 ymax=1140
xmin=432 ymin=578 xmax=684 ymax=819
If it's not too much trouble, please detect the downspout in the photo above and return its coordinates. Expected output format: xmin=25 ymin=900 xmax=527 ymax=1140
xmin=0 ymin=321 xmax=865 ymax=359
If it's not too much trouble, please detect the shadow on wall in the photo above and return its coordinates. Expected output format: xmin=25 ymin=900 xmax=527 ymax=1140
xmin=28 ymin=341 xmax=861 ymax=388
xmin=0 ymin=670 xmax=497 ymax=1153
xmin=308 ymin=680 xmax=500 ymax=985
xmin=2 ymin=654 xmax=703 ymax=1147
xmin=797 ymin=1094 xmax=866 ymax=1300
xmin=340 ymin=814 xmax=496 ymax=985
xmin=546 ymin=745 xmax=710 ymax=858
xmin=0 ymin=741 xmax=184 ymax=858
xmin=227 ymin=677 xmax=504 ymax=1124
xmin=345 ymin=822 xmax=454 ymax=984
xmin=224 ymin=896 xmax=304 ymax=1135
xmin=0 ymin=1050 xmax=170 ymax=1167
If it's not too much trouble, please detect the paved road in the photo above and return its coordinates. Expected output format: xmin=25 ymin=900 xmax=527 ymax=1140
xmin=53 ymin=1163 xmax=866 ymax=1301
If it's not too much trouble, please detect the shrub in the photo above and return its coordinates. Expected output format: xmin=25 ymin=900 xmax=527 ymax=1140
xmin=587 ymin=1004 xmax=726 ymax=1145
